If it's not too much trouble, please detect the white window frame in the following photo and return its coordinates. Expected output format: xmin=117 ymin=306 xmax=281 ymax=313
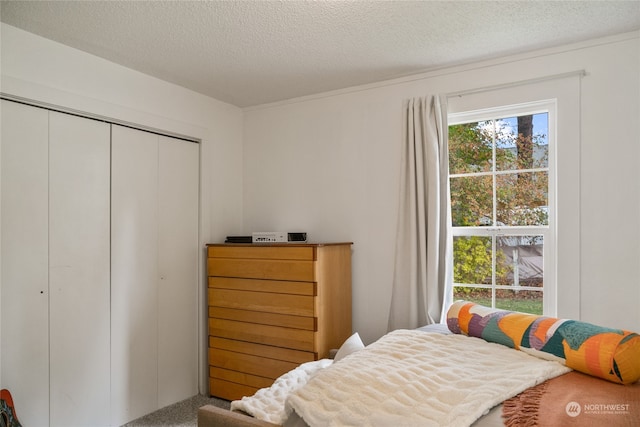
xmin=448 ymin=100 xmax=557 ymax=316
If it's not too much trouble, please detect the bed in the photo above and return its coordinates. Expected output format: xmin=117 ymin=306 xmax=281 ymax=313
xmin=198 ymin=301 xmax=640 ymax=427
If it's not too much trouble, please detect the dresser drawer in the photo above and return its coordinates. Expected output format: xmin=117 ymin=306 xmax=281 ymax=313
xmin=209 ymin=277 xmax=316 ymax=296
xmin=210 ymin=306 xmax=316 ymax=331
xmin=209 ymin=347 xmax=300 ymax=380
xmin=209 ymin=318 xmax=315 ymax=351
xmin=209 ymin=366 xmax=274 ymax=390
xmin=209 ymin=288 xmax=314 ymax=317
xmin=209 ymin=378 xmax=259 ymax=402
xmin=208 ymin=258 xmax=315 ymax=281
xmin=208 ymin=245 xmax=316 ymax=261
xmin=209 ymin=336 xmax=316 ymax=364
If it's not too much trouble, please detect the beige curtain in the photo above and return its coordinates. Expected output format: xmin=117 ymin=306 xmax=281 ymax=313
xmin=388 ymin=95 xmax=453 ymax=330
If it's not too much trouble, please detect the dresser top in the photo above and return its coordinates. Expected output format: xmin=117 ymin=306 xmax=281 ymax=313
xmin=207 ymin=242 xmax=352 ymax=247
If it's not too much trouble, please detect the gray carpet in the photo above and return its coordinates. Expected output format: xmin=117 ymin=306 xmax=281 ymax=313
xmin=122 ymin=395 xmax=231 ymax=427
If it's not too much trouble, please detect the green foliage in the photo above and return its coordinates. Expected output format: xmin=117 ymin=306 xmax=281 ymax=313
xmin=453 ymin=236 xmax=512 ymax=285
xmin=448 ymin=123 xmax=493 ymax=174
xmin=453 ymin=236 xmax=491 ymax=284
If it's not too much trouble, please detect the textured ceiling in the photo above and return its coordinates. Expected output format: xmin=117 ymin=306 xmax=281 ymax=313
xmin=1 ymin=1 xmax=639 ymax=107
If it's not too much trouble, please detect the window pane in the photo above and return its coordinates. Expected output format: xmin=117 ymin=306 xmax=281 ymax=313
xmin=448 ymin=121 xmax=493 ymax=174
xmin=496 ymin=236 xmax=544 ymax=286
xmin=453 ymin=286 xmax=492 ymax=307
xmin=496 ymin=172 xmax=548 ymax=226
xmin=532 ymin=113 xmax=549 ymax=168
xmin=496 ymin=289 xmax=543 ymax=315
xmin=451 ymin=175 xmax=493 ymax=226
xmin=453 ymin=236 xmax=492 ymax=285
xmin=496 ymin=114 xmax=549 ymax=171
xmin=495 ymin=117 xmax=517 ymax=171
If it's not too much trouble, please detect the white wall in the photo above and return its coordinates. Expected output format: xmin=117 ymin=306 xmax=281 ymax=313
xmin=0 ymin=23 xmax=244 ymax=393
xmin=243 ymin=32 xmax=640 ymax=344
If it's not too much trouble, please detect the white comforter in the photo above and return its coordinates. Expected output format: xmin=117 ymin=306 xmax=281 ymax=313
xmin=231 ymin=359 xmax=333 ymax=424
xmin=285 ymin=330 xmax=571 ymax=427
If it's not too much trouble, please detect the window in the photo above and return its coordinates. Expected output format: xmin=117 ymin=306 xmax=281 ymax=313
xmin=448 ymin=101 xmax=555 ymax=315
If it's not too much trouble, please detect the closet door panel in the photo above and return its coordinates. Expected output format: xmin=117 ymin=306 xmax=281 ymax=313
xmin=0 ymin=100 xmax=50 ymax=427
xmin=111 ymin=125 xmax=159 ymax=426
xmin=48 ymin=112 xmax=111 ymax=426
xmin=157 ymin=137 xmax=199 ymax=407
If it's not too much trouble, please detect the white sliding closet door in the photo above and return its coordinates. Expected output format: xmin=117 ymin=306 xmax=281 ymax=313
xmin=111 ymin=125 xmax=160 ymax=426
xmin=157 ymin=136 xmax=199 ymax=407
xmin=2 ymin=101 xmax=198 ymax=427
xmin=111 ymin=126 xmax=199 ymax=425
xmin=48 ymin=112 xmax=111 ymax=426
xmin=0 ymin=100 xmax=50 ymax=427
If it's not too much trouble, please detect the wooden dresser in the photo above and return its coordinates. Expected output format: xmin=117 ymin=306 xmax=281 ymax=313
xmin=206 ymin=242 xmax=353 ymax=401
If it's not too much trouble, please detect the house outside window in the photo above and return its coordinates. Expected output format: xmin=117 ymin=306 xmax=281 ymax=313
xmin=448 ymin=101 xmax=555 ymax=315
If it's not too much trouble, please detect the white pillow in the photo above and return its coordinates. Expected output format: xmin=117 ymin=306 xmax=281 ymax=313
xmin=333 ymin=332 xmax=365 ymax=362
